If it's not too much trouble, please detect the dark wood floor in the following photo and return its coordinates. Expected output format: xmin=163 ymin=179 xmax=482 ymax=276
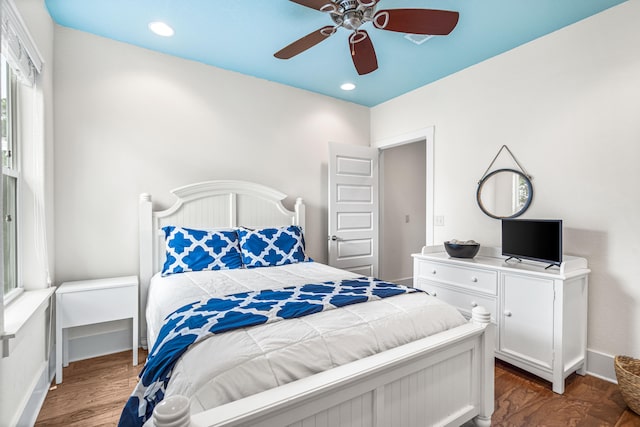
xmin=35 ymin=349 xmax=640 ymax=426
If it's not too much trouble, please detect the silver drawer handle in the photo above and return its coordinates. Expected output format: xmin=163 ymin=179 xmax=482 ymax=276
xmin=471 ymin=277 xmax=478 ymax=283
xmin=504 ymin=310 xmax=512 ymax=317
xmin=432 ymin=292 xmax=437 ymax=297
xmin=431 ymin=269 xmax=437 ymax=274
xmin=471 ymin=301 xmax=478 ymax=307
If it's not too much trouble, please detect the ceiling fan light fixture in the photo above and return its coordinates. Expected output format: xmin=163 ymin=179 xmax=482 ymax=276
xmin=340 ymin=82 xmax=356 ymax=91
xmin=148 ymin=21 xmax=175 ymax=37
xmin=342 ymin=10 xmax=364 ymax=30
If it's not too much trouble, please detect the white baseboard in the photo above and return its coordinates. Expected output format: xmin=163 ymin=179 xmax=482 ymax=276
xmin=20 ymin=332 xmax=131 ymax=426
xmin=586 ymin=348 xmax=617 ymax=383
xmin=68 ymin=327 xmax=133 ymax=363
xmin=392 ymin=276 xmax=413 ymax=287
xmin=16 ymin=361 xmax=49 ymax=427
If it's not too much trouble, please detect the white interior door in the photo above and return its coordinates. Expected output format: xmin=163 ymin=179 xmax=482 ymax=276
xmin=328 ymin=142 xmax=379 ymax=277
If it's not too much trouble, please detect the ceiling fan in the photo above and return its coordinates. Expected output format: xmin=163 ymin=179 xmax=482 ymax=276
xmin=274 ymin=0 xmax=459 ymax=75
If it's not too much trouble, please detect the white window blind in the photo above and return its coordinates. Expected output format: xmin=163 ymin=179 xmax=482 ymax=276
xmin=1 ymin=0 xmax=43 ymax=86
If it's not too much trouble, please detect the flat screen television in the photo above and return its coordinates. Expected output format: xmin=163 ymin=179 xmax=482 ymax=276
xmin=501 ymin=219 xmax=563 ymax=268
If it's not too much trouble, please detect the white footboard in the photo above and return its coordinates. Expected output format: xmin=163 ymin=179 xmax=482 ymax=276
xmin=152 ymin=307 xmax=494 ymax=427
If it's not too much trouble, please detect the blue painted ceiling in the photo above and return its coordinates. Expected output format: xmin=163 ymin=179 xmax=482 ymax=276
xmin=45 ymin=0 xmax=626 ymax=107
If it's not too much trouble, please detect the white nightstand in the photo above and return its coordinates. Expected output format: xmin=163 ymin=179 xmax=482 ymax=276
xmin=55 ymin=275 xmax=139 ymax=384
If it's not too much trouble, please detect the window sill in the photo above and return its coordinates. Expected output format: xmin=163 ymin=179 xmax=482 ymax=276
xmin=3 ymin=287 xmax=24 ymax=305
xmin=2 ymin=287 xmax=55 ymax=358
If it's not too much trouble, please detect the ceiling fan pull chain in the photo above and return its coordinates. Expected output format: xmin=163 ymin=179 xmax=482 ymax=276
xmin=349 ymin=30 xmax=367 ymax=56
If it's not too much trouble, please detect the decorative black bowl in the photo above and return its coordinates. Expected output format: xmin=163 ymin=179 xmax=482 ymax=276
xmin=444 ymin=241 xmax=480 ymax=258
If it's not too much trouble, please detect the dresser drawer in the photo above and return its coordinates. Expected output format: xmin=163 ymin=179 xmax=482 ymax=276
xmin=417 ymin=260 xmax=497 ymax=294
xmin=418 ymin=280 xmax=497 ymax=322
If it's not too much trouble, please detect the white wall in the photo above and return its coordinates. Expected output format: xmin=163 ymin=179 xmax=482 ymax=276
xmin=53 ymin=27 xmax=370 ymax=282
xmin=372 ymin=0 xmax=640 ymax=361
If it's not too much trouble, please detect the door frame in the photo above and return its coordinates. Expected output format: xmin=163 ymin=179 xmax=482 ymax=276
xmin=374 ymin=126 xmax=435 ymax=247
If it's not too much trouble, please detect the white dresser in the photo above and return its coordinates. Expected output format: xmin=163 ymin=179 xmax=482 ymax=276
xmin=413 ymin=245 xmax=589 ymax=394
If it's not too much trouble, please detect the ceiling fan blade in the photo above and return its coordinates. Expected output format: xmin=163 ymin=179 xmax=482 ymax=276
xmin=350 ymin=30 xmax=378 ymax=75
xmin=274 ymin=26 xmax=335 ymax=59
xmin=374 ymin=9 xmax=459 ymax=35
xmin=290 ymin=0 xmax=334 ymax=11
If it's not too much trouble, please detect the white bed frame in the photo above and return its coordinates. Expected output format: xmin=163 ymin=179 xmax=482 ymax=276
xmin=139 ymin=180 xmax=494 ymax=427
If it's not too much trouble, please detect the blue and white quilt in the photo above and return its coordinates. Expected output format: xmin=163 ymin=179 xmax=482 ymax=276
xmin=118 ymin=277 xmax=421 ymax=427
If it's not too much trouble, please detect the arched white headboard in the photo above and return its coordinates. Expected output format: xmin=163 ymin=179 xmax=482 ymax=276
xmin=138 ymin=180 xmax=305 ymax=348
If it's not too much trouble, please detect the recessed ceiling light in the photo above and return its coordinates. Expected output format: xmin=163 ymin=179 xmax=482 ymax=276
xmin=340 ymin=83 xmax=356 ymax=91
xmin=148 ymin=21 xmax=175 ymax=37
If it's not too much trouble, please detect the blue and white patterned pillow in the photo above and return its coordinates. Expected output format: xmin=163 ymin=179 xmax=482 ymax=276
xmin=161 ymin=226 xmax=243 ymax=276
xmin=237 ymin=225 xmax=309 ymax=268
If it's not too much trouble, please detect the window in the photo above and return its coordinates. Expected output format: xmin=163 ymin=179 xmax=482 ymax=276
xmin=1 ymin=56 xmax=18 ymax=297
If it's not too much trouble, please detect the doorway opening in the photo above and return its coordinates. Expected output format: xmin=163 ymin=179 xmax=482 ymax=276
xmin=379 ymin=140 xmax=427 ymax=285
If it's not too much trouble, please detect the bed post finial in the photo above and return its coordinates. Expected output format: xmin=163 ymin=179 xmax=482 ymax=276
xmin=471 ymin=306 xmax=491 ymax=325
xmin=153 ymin=395 xmax=191 ymax=427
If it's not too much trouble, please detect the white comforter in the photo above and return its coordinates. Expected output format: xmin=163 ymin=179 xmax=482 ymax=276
xmin=145 ymin=262 xmax=466 ymax=414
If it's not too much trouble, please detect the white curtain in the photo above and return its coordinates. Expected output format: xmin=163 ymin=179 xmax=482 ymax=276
xmin=0 ymin=0 xmax=42 ymax=85
xmin=30 ymin=77 xmax=50 ymax=286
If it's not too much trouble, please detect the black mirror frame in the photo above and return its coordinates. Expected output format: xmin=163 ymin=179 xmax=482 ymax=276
xmin=476 ymin=168 xmax=533 ymax=219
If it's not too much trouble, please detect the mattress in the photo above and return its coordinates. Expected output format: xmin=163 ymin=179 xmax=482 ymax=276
xmin=144 ymin=262 xmax=467 ymax=415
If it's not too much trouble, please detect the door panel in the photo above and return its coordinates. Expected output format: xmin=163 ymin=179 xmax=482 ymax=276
xmin=338 ymin=212 xmax=373 ymax=230
xmin=328 ymin=142 xmax=378 ymax=276
xmin=500 ymin=274 xmax=554 ymax=369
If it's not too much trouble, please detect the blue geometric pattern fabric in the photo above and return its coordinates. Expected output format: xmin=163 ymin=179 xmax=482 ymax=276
xmin=118 ymin=277 xmax=421 ymax=427
xmin=237 ymin=225 xmax=308 ymax=268
xmin=161 ymin=226 xmax=243 ymax=276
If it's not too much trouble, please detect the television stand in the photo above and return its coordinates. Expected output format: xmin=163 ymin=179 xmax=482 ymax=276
xmin=505 ymin=256 xmax=560 ymax=270
xmin=413 ymin=245 xmax=590 ymax=394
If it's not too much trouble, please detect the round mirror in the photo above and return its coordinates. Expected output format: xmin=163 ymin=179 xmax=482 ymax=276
xmin=476 ymin=168 xmax=533 ymax=219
